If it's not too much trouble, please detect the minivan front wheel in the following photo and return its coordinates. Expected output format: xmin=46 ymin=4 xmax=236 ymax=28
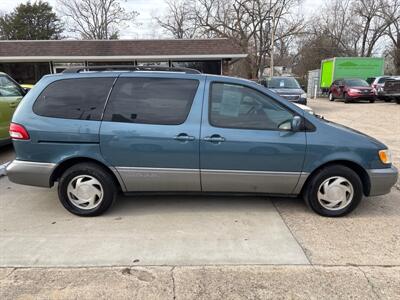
xmin=303 ymin=165 xmax=363 ymax=217
xmin=58 ymin=163 xmax=116 ymax=216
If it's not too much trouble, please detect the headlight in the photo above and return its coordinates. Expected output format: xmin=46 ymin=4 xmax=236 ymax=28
xmin=379 ymin=149 xmax=392 ymax=164
xmin=301 ymin=93 xmax=307 ymax=98
xmin=349 ymin=88 xmax=360 ymax=93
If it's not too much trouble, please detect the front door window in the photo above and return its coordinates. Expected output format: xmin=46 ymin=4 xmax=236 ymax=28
xmin=209 ymin=82 xmax=294 ymax=131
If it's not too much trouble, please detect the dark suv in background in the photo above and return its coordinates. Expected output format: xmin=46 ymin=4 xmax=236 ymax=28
xmin=329 ymin=78 xmax=375 ymax=103
xmin=260 ymin=76 xmax=307 ymax=105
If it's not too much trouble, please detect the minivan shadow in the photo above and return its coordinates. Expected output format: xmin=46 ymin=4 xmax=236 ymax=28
xmin=108 ymin=193 xmax=278 ymax=217
xmin=106 ymin=190 xmax=400 ymax=218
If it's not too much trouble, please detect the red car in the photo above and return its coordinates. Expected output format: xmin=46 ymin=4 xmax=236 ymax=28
xmin=328 ymin=78 xmax=375 ymax=103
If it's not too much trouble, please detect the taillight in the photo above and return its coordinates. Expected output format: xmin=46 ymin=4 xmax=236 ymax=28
xmin=9 ymin=123 xmax=30 ymax=140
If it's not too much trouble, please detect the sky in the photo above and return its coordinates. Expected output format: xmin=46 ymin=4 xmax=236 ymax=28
xmin=0 ymin=0 xmax=321 ymax=39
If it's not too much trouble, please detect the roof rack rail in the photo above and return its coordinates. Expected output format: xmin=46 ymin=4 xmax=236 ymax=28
xmin=62 ymin=65 xmax=201 ymax=74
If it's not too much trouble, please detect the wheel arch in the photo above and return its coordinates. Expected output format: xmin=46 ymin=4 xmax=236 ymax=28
xmin=301 ymin=160 xmax=371 ymax=196
xmin=50 ymin=157 xmax=125 ymax=192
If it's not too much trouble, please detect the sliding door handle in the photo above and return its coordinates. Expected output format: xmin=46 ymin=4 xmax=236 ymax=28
xmin=204 ymin=134 xmax=225 ymax=143
xmin=174 ymin=133 xmax=195 ymax=142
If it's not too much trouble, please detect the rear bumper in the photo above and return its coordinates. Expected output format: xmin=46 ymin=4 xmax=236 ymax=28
xmin=367 ymin=166 xmax=398 ymax=196
xmin=6 ymin=160 xmax=56 ymax=187
xmin=377 ymin=91 xmax=400 ymax=97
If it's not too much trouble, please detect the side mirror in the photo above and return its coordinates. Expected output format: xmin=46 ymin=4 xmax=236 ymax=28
xmin=291 ymin=116 xmax=302 ymax=131
xmin=278 ymin=116 xmax=302 ymax=131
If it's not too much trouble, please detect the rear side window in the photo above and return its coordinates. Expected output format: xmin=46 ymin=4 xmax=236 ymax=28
xmin=103 ymin=77 xmax=199 ymax=125
xmin=33 ymin=78 xmax=115 ymax=121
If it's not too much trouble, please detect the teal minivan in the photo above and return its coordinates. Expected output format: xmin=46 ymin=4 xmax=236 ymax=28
xmin=6 ymin=66 xmax=398 ymax=217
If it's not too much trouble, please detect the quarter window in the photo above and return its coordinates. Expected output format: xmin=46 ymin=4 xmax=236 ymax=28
xmin=209 ymin=83 xmax=294 ymax=130
xmin=103 ymin=77 xmax=199 ymax=125
xmin=33 ymin=78 xmax=115 ymax=121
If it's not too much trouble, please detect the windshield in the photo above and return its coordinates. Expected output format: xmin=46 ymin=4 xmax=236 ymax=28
xmin=265 ymin=77 xmax=301 ymax=89
xmin=378 ymin=77 xmax=390 ymax=84
xmin=345 ymin=79 xmax=369 ymax=87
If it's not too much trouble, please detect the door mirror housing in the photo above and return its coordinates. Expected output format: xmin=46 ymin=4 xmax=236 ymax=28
xmin=291 ymin=116 xmax=302 ymax=131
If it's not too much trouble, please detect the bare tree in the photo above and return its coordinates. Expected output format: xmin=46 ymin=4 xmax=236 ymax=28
xmin=193 ymin=0 xmax=304 ymax=78
xmin=382 ymin=0 xmax=400 ymax=73
xmin=156 ymin=0 xmax=198 ymax=38
xmin=312 ymin=0 xmax=392 ymax=57
xmin=352 ymin=0 xmax=392 ymax=56
xmin=58 ymin=0 xmax=138 ymax=39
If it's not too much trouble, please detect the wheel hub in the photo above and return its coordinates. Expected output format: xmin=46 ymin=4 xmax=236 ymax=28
xmin=67 ymin=175 xmax=104 ymax=210
xmin=317 ymin=176 xmax=354 ymax=211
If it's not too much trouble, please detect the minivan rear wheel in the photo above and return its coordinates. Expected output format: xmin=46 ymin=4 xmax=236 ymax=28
xmin=303 ymin=165 xmax=363 ymax=217
xmin=58 ymin=163 xmax=116 ymax=216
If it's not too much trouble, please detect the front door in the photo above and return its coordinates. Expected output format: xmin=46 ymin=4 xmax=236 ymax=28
xmin=100 ymin=74 xmax=204 ymax=192
xmin=200 ymin=80 xmax=307 ymax=194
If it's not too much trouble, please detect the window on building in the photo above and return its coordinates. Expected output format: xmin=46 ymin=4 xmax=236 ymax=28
xmin=0 ymin=62 xmax=51 ymax=84
xmin=209 ymin=82 xmax=294 ymax=130
xmin=136 ymin=61 xmax=169 ymax=67
xmin=33 ymin=78 xmax=115 ymax=121
xmin=171 ymin=61 xmax=221 ymax=74
xmin=53 ymin=62 xmax=86 ymax=74
xmin=104 ymin=77 xmax=199 ymax=125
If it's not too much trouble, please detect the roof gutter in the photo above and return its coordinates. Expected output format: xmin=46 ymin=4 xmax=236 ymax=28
xmin=0 ymin=54 xmax=247 ymax=62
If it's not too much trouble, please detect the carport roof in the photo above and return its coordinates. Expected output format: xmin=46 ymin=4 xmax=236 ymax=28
xmin=0 ymin=39 xmax=247 ymax=62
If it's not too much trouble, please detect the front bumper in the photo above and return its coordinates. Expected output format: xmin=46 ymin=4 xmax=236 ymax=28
xmin=288 ymin=98 xmax=307 ymax=105
xmin=347 ymin=93 xmax=375 ymax=100
xmin=367 ymin=166 xmax=398 ymax=196
xmin=6 ymin=160 xmax=56 ymax=187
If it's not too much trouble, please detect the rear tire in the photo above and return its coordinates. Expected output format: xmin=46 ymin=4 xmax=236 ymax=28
xmin=303 ymin=165 xmax=363 ymax=217
xmin=58 ymin=162 xmax=117 ymax=216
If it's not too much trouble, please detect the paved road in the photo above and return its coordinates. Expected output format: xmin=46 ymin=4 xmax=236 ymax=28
xmin=1 ymin=98 xmax=399 ymax=299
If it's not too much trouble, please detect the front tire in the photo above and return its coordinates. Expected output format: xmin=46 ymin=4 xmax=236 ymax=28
xmin=344 ymin=93 xmax=351 ymax=103
xmin=303 ymin=165 xmax=363 ymax=217
xmin=58 ymin=163 xmax=117 ymax=216
xmin=328 ymin=93 xmax=334 ymax=101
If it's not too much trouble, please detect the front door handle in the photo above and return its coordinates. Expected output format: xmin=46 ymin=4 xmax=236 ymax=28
xmin=204 ymin=134 xmax=225 ymax=143
xmin=174 ymin=133 xmax=195 ymax=142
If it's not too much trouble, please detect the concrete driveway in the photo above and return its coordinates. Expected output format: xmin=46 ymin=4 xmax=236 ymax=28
xmin=0 ymin=177 xmax=308 ymax=267
xmin=1 ymin=98 xmax=399 ymax=299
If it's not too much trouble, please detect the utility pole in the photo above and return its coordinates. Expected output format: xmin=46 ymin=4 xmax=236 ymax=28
xmin=270 ymin=10 xmax=275 ymax=77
